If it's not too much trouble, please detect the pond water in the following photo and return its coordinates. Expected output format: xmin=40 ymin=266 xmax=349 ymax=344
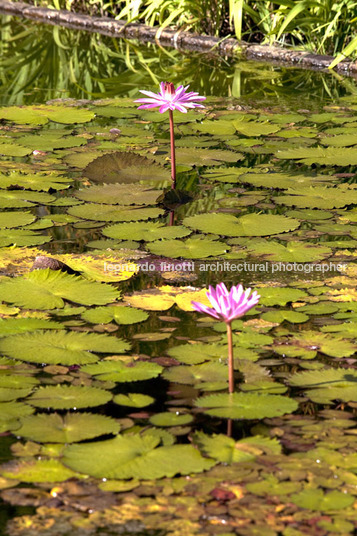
xmin=0 ymin=12 xmax=357 ymax=536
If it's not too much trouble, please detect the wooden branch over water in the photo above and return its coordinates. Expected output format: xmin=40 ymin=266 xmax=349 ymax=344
xmin=0 ymin=0 xmax=356 ymax=74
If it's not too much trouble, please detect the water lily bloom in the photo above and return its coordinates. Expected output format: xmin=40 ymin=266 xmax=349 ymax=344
xmin=135 ymin=82 xmax=206 ymax=113
xmin=192 ymin=283 xmax=260 ymax=323
xmin=192 ymin=283 xmax=260 ymax=394
xmin=135 ymin=82 xmax=205 ymax=192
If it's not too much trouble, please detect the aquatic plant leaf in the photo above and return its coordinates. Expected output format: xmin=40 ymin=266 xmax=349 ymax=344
xmin=195 ymin=392 xmax=298 ymax=419
xmin=194 ymin=432 xmax=281 ymax=463
xmin=183 ymin=213 xmax=300 ymax=236
xmin=257 ymin=287 xmax=307 ymax=306
xmin=0 ymin=331 xmax=130 ymax=365
xmin=103 ymin=221 xmax=191 ymax=241
xmin=261 ymin=310 xmax=308 ymax=324
xmin=68 ymin=203 xmax=164 ymax=222
xmin=0 ymin=229 xmax=51 ymax=247
xmin=289 ymin=368 xmax=357 ymax=403
xmin=278 ymin=186 xmax=357 ymax=209
xmin=246 ymin=240 xmax=332 ymax=262
xmin=201 ymin=168 xmax=249 ymax=183
xmin=0 ymin=212 xmax=35 ymax=228
xmin=287 ymin=331 xmax=357 ymax=358
xmin=0 ymin=388 xmax=33 ymax=402
xmin=0 ymin=143 xmax=32 ymax=157
xmin=246 ymin=476 xmax=302 ymax=496
xmin=74 ymin=184 xmax=162 ymax=205
xmin=276 ymin=146 xmax=357 ymax=165
xmin=233 ymin=120 xmax=280 ymax=136
xmin=15 ymin=413 xmax=119 ymax=443
xmin=0 ymin=269 xmax=120 ymax=309
xmin=0 ymin=318 xmax=64 ymax=336
xmin=0 ymin=107 xmax=49 ymax=125
xmin=0 ymin=459 xmax=81 ymax=483
xmin=62 ymin=435 xmax=215 ymax=479
xmin=148 ymin=237 xmax=228 ymax=259
xmin=192 ymin=120 xmax=236 ymax=135
xmin=163 ymin=362 xmax=228 ymax=385
xmin=173 ymin=148 xmax=243 ymax=166
xmin=16 ymin=133 xmax=87 ymax=151
xmin=0 ymin=376 xmax=39 ymax=389
xmin=0 ymin=171 xmax=72 ymax=191
xmin=84 ymin=152 xmax=171 ymax=184
xmin=82 ymin=306 xmax=148 ymax=325
xmin=167 ymin=343 xmax=228 ymax=365
xmin=291 ymin=489 xmax=354 ymax=511
xmin=82 ymin=360 xmax=162 ymax=382
xmin=320 ymin=133 xmax=357 ymax=147
xmin=149 ymin=412 xmax=193 ymax=427
xmin=0 ymin=401 xmax=34 ymax=421
xmin=26 ymin=385 xmax=113 ymax=409
xmin=0 ymin=190 xmax=55 ymax=208
xmin=113 ymin=393 xmax=154 ymax=407
xmin=124 ymin=286 xmax=210 ymax=312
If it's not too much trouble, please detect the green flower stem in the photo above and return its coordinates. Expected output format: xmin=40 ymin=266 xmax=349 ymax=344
xmin=169 ymin=109 xmax=176 ymax=189
xmin=226 ymin=321 xmax=234 ymax=393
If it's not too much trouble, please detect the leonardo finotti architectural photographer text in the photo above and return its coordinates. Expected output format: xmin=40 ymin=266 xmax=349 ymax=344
xmin=103 ymin=261 xmax=347 ymax=274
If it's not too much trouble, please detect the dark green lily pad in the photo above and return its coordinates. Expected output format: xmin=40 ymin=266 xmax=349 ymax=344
xmin=103 ymin=221 xmax=191 ymax=241
xmin=68 ymin=203 xmax=164 ymax=222
xmin=148 ymin=237 xmax=228 ymax=259
xmin=74 ymin=184 xmax=162 ymax=205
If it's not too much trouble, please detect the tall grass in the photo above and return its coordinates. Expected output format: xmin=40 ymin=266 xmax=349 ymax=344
xmin=26 ymin=0 xmax=357 ymax=66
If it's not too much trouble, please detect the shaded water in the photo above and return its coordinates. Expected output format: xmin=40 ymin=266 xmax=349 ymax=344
xmin=0 ymin=13 xmax=357 ymax=536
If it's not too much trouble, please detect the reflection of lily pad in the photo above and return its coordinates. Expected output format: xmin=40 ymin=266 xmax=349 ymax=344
xmin=195 ymin=392 xmax=298 ymax=419
xmin=183 ymin=213 xmax=299 ymax=237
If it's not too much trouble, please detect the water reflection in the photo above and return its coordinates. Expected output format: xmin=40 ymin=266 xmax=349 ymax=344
xmin=1 ymin=14 xmax=357 ymax=106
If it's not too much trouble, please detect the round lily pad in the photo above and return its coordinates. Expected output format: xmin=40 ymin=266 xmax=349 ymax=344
xmin=26 ymin=385 xmax=113 ymax=409
xmin=149 ymin=412 xmax=193 ymax=427
xmin=68 ymin=203 xmax=164 ymax=222
xmin=148 ymin=237 xmax=228 ymax=259
xmin=0 ymin=211 xmax=35 ymax=229
xmin=74 ymin=184 xmax=162 ymax=205
xmin=103 ymin=221 xmax=191 ymax=242
xmin=113 ymin=393 xmax=154 ymax=407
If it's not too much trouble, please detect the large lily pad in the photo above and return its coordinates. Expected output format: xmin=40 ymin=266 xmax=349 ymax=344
xmin=0 ymin=459 xmax=82 ymax=483
xmin=0 ymin=212 xmax=35 ymax=229
xmin=26 ymin=385 xmax=113 ymax=409
xmin=82 ymin=305 xmax=148 ymax=325
xmin=15 ymin=413 xmax=119 ymax=443
xmin=74 ymin=184 xmax=162 ymax=205
xmin=289 ymin=368 xmax=357 ymax=403
xmin=0 ymin=269 xmax=119 ymax=309
xmin=148 ymin=237 xmax=228 ymax=259
xmin=84 ymin=152 xmax=171 ymax=185
xmin=183 ymin=213 xmax=300 ymax=237
xmin=103 ymin=221 xmax=191 ymax=242
xmin=0 ymin=171 xmax=72 ymax=191
xmin=62 ymin=435 xmax=215 ymax=479
xmin=195 ymin=392 xmax=298 ymax=419
xmin=0 ymin=331 xmax=130 ymax=365
xmin=68 ymin=203 xmax=164 ymax=222
xmin=81 ymin=360 xmax=162 ymax=382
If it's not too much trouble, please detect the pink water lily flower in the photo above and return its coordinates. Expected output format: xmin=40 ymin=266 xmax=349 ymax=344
xmin=192 ymin=283 xmax=260 ymax=394
xmin=192 ymin=283 xmax=260 ymax=324
xmin=135 ymin=82 xmax=206 ymax=114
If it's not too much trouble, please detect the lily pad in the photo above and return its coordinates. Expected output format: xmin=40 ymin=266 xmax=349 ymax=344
xmin=0 ymin=269 xmax=119 ymax=309
xmin=15 ymin=413 xmax=120 ymax=443
xmin=291 ymin=488 xmax=354 ymax=511
xmin=0 ymin=212 xmax=35 ymax=229
xmin=26 ymin=385 xmax=113 ymax=409
xmin=103 ymin=221 xmax=191 ymax=242
xmin=62 ymin=435 xmax=214 ymax=479
xmin=148 ymin=237 xmax=228 ymax=259
xmin=74 ymin=184 xmax=162 ymax=205
xmin=0 ymin=330 xmax=130 ymax=365
xmin=183 ymin=213 xmax=300 ymax=237
xmin=113 ymin=393 xmax=154 ymax=407
xmin=149 ymin=412 xmax=193 ymax=427
xmin=0 ymin=171 xmax=72 ymax=191
xmin=0 ymin=459 xmax=81 ymax=483
xmin=289 ymin=368 xmax=357 ymax=403
xmin=82 ymin=306 xmax=148 ymax=325
xmin=195 ymin=392 xmax=298 ymax=419
xmin=68 ymin=203 xmax=164 ymax=222
xmin=82 ymin=360 xmax=163 ymax=382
